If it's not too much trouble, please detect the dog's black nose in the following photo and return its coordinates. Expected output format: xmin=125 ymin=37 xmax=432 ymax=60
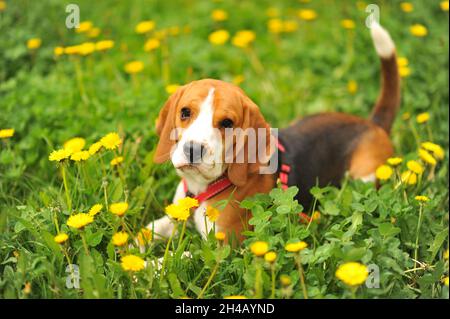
xmin=183 ymin=141 xmax=206 ymax=164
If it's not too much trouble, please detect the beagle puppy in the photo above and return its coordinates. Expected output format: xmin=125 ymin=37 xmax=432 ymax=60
xmin=148 ymin=22 xmax=400 ymax=242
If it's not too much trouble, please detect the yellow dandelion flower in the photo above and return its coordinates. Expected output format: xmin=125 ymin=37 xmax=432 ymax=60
xmin=121 ymin=254 xmax=145 ymax=271
xmin=397 ymin=57 xmax=409 ymax=67
xmin=0 ymin=128 xmax=14 ymax=139
xmin=387 ymin=157 xmax=403 ymax=166
xmin=312 ymin=211 xmax=321 ymax=222
xmin=401 ymin=171 xmax=417 ymax=185
xmin=168 ymin=26 xmax=181 ymax=36
xmin=341 ymin=19 xmax=356 ymax=30
xmin=356 ymin=1 xmax=366 ymax=10
xmin=402 ymin=112 xmax=411 ymax=120
xmin=144 ymin=38 xmax=160 ymax=52
xmin=280 ymin=274 xmax=292 ymax=286
xmin=215 ymin=231 xmax=226 ymax=241
xmin=421 ymin=142 xmax=445 ymax=160
xmin=206 ymin=206 xmax=220 ymax=222
xmin=298 ymin=9 xmax=317 ymax=21
xmin=282 ymin=20 xmax=299 ymax=33
xmin=208 ymin=29 xmax=230 ymax=45
xmin=250 ymin=241 xmax=269 ymax=256
xmin=444 ymin=249 xmax=449 ymax=260
xmin=0 ymin=1 xmax=6 ymax=11
xmin=109 ymin=202 xmax=129 ymax=217
xmin=375 ymin=165 xmax=393 ymax=180
xmin=76 ymin=21 xmax=93 ymax=33
xmin=416 ymin=112 xmax=430 ymax=124
xmin=88 ymin=141 xmax=103 ymax=155
xmin=100 ymin=132 xmax=122 ymax=150
xmin=54 ymin=233 xmax=69 ymax=244
xmin=232 ymin=30 xmax=256 ymax=48
xmin=400 ymin=2 xmax=414 ymax=13
xmin=64 ymin=45 xmax=80 ymax=55
xmin=268 ymin=19 xmax=283 ymax=34
xmin=347 ymin=80 xmax=358 ymax=94
xmin=266 ymin=7 xmax=280 ymax=18
xmin=137 ymin=228 xmax=152 ymax=246
xmin=336 ymin=262 xmax=368 ymax=286
xmin=87 ymin=27 xmax=101 ymax=38
xmin=165 ymin=203 xmax=190 ymax=221
xmin=48 ymin=148 xmax=71 ymax=162
xmin=232 ymin=75 xmax=245 ymax=86
xmin=224 ymin=295 xmax=247 ymax=299
xmin=154 ymin=29 xmax=168 ymax=40
xmin=27 ymin=38 xmax=41 ymax=50
xmin=285 ymin=241 xmax=308 ymax=252
xmin=399 ymin=66 xmax=411 ymax=78
xmin=410 ymin=24 xmax=428 ymax=37
xmin=211 ymin=9 xmax=228 ymax=21
xmin=112 ymin=232 xmax=129 ymax=246
xmin=264 ymin=251 xmax=277 ymax=263
xmin=177 ymin=197 xmax=199 ymax=210
xmin=183 ymin=25 xmax=192 ymax=34
xmin=165 ymin=84 xmax=180 ymax=94
xmin=70 ymin=150 xmax=90 ymax=162
xmin=23 ymin=282 xmax=31 ymax=295
xmin=88 ymin=203 xmax=103 ymax=216
xmin=135 ymin=20 xmax=155 ymax=34
xmin=444 ymin=276 xmax=449 ymax=286
xmin=67 ymin=213 xmax=94 ymax=229
xmin=441 ymin=1 xmax=449 ymax=11
xmin=407 ymin=160 xmax=424 ymax=174
xmin=124 ymin=61 xmax=144 ymax=74
xmin=95 ymin=40 xmax=114 ymax=51
xmin=79 ymin=42 xmax=96 ymax=55
xmin=54 ymin=46 xmax=64 ymax=56
xmin=64 ymin=137 xmax=85 ymax=153
xmin=419 ymin=149 xmax=437 ymax=166
xmin=415 ymin=195 xmax=429 ymax=202
xmin=110 ymin=156 xmax=124 ymax=166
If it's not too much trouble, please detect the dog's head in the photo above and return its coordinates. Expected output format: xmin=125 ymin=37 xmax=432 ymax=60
xmin=153 ymin=79 xmax=272 ymax=188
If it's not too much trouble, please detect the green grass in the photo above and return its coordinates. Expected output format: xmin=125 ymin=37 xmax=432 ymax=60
xmin=0 ymin=0 xmax=448 ymax=299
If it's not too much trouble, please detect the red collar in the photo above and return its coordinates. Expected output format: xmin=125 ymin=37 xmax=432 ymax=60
xmin=275 ymin=137 xmax=290 ymax=190
xmin=182 ymin=175 xmax=233 ymax=205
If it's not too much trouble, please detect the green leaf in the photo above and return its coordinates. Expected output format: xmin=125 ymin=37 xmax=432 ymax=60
xmin=276 ymin=205 xmax=291 ymax=214
xmin=310 ymin=186 xmax=325 ymax=200
xmin=378 ymin=223 xmax=401 ymax=237
xmin=344 ymin=247 xmax=367 ymax=261
xmin=323 ymin=201 xmax=340 ymax=216
xmin=167 ymin=273 xmax=184 ymax=298
xmin=86 ymin=231 xmax=103 ymax=247
xmin=427 ymin=228 xmax=448 ymax=263
xmin=14 ymin=221 xmax=25 ymax=233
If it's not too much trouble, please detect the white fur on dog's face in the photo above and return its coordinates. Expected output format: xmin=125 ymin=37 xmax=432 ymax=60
xmin=171 ymin=87 xmax=226 ymax=194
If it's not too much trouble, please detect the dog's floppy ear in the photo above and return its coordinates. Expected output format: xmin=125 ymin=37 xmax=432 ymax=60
xmin=227 ymin=93 xmax=271 ymax=187
xmin=154 ymin=85 xmax=187 ymax=163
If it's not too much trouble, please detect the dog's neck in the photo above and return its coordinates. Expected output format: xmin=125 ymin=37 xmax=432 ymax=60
xmin=180 ymin=173 xmax=210 ymax=195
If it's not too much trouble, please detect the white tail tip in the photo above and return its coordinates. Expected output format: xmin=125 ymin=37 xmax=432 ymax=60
xmin=370 ymin=22 xmax=395 ymax=59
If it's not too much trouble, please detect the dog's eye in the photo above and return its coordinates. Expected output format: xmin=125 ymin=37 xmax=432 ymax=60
xmin=180 ymin=107 xmax=191 ymax=120
xmin=220 ymin=118 xmax=234 ymax=128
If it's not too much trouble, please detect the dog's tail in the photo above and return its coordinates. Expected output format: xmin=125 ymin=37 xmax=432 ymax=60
xmin=369 ymin=22 xmax=401 ymax=134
